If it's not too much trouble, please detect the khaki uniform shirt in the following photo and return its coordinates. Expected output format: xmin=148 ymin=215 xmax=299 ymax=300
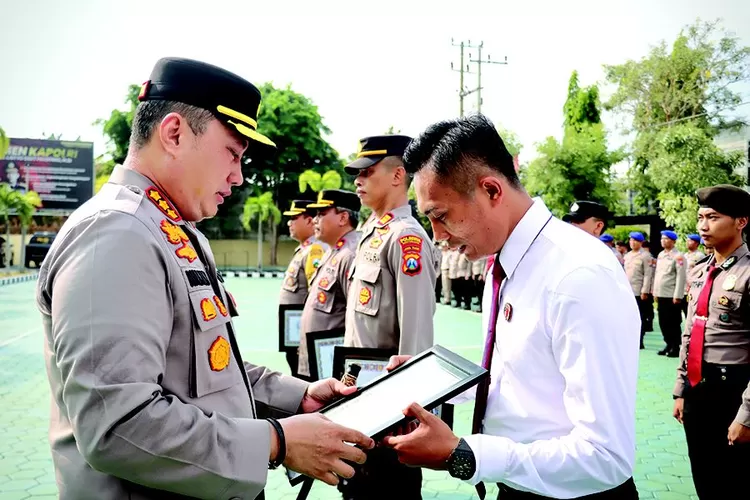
xmin=674 ymin=244 xmax=750 ymax=425
xmin=456 ymin=252 xmax=471 ymax=279
xmin=344 ymin=205 xmax=440 ymax=356
xmin=36 ymin=166 xmax=308 ymax=500
xmin=624 ymin=249 xmax=653 ymax=296
xmin=298 ymin=230 xmax=361 ymax=377
xmin=652 ymin=248 xmax=687 ymax=299
xmin=440 ymin=247 xmax=451 ymax=272
xmin=447 ymin=249 xmax=460 ymax=279
xmin=684 ymin=250 xmax=706 ymax=295
xmin=472 ymin=256 xmax=488 ymax=278
xmin=278 ymin=236 xmax=327 ymax=305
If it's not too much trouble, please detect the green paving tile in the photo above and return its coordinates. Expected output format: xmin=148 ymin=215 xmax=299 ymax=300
xmin=0 ymin=479 xmax=38 ymax=492
xmin=667 ymin=482 xmax=698 ymax=494
xmin=7 ymin=471 xmax=40 ymax=481
xmin=0 ymin=491 xmax=31 ymax=500
xmin=653 ymin=491 xmax=691 ymax=499
xmin=25 ymin=484 xmax=59 ymax=496
xmin=645 ymin=474 xmax=681 ymax=485
xmin=659 ymin=464 xmax=692 ymax=477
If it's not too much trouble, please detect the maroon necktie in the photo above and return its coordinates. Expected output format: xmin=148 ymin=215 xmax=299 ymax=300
xmin=687 ymin=264 xmax=720 ymax=387
xmin=471 ymin=255 xmax=505 ymax=434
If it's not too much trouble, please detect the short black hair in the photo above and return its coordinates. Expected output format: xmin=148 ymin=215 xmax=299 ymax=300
xmin=130 ymin=100 xmax=214 ymax=150
xmin=403 ymin=114 xmax=520 ymax=195
xmin=336 ymin=208 xmax=359 ymax=228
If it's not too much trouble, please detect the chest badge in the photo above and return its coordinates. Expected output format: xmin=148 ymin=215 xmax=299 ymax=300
xmin=370 ymin=237 xmax=383 ymax=249
xmin=214 ymin=296 xmax=228 ymax=317
xmin=718 ymin=296 xmax=730 ymax=307
xmin=319 ymin=277 xmax=330 ymax=289
xmin=208 ymin=336 xmax=231 ymax=371
xmin=200 ymin=298 xmax=218 ymax=321
xmin=359 ymin=287 xmax=373 ymax=305
xmin=503 ymin=303 xmax=513 ymax=322
xmin=376 ymin=226 xmax=390 ymax=236
xmin=317 ymin=291 xmax=327 ymax=304
xmin=722 ymin=274 xmax=737 ymax=291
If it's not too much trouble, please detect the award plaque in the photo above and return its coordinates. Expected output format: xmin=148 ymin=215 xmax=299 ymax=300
xmin=305 ymin=329 xmax=345 ymax=382
xmin=332 ymin=346 xmax=397 ymax=387
xmin=278 ymin=304 xmax=303 ymax=352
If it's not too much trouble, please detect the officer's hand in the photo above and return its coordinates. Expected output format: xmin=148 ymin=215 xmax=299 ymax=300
xmin=640 ymin=293 xmax=648 ymax=301
xmin=281 ymin=413 xmax=374 ymax=485
xmin=728 ymin=421 xmax=750 ymax=445
xmin=385 ymin=355 xmax=412 ymax=372
xmin=300 ymin=378 xmax=358 ymax=413
xmin=382 ymin=402 xmax=458 ymax=469
xmin=672 ymin=398 xmax=684 ymax=424
xmin=673 ymin=298 xmax=681 ymax=304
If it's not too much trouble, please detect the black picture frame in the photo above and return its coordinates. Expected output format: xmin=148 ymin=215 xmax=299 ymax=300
xmin=278 ymin=304 xmax=303 ymax=352
xmin=287 ymin=344 xmax=486 ymax=486
xmin=332 ymin=346 xmax=398 ymax=385
xmin=305 ymin=328 xmax=345 ymax=382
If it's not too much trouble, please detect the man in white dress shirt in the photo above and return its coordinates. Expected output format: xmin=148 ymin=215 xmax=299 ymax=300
xmin=383 ymin=114 xmax=640 ymax=499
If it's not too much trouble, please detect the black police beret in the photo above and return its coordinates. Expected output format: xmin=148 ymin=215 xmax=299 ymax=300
xmin=137 ymin=57 xmax=275 ymax=148
xmin=562 ymin=200 xmax=611 ymax=223
xmin=283 ymin=199 xmax=316 ymax=217
xmin=345 ymin=135 xmax=413 ymax=174
xmin=307 ymin=189 xmax=361 ymax=212
xmin=696 ymin=184 xmax=750 ymax=218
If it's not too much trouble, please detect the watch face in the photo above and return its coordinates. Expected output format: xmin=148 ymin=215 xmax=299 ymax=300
xmin=448 ymin=440 xmax=476 ymax=480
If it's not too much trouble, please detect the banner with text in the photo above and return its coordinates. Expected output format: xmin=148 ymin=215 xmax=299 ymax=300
xmin=0 ymin=138 xmax=94 ymax=212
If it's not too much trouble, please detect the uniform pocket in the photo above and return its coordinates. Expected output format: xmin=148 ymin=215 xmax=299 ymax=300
xmin=282 ymin=266 xmax=300 ymax=293
xmin=188 ymin=289 xmax=240 ymax=397
xmin=353 ymin=266 xmax=381 ymax=317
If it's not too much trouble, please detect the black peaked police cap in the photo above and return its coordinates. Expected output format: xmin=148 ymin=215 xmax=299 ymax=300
xmin=137 ymin=57 xmax=275 ymax=149
xmin=345 ymin=135 xmax=413 ymax=174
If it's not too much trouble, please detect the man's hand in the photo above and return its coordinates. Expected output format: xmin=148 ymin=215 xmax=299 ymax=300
xmin=673 ymin=398 xmax=684 ymax=424
xmin=281 ymin=414 xmax=374 ymax=486
xmin=382 ymin=403 xmax=459 ymax=469
xmin=728 ymin=421 xmax=750 ymax=445
xmin=673 ymin=298 xmax=682 ymax=305
xmin=385 ymin=355 xmax=412 ymax=372
xmin=641 ymin=293 xmax=648 ymax=301
xmin=300 ymin=378 xmax=358 ymax=413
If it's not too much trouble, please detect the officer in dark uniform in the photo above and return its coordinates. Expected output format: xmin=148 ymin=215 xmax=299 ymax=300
xmin=673 ymin=184 xmax=750 ymax=499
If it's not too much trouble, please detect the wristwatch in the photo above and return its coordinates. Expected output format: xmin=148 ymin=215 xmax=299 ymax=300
xmin=446 ymin=438 xmax=476 ymax=480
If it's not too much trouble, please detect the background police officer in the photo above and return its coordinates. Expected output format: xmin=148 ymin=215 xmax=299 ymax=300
xmin=297 ymin=189 xmax=362 ymax=379
xmin=682 ymin=233 xmax=706 ymax=317
xmin=563 ymin=200 xmax=610 ymax=238
xmin=673 ymin=184 xmax=750 ymax=499
xmin=342 ymin=135 xmax=440 ymax=499
xmin=625 ymin=231 xmax=653 ymax=348
xmin=653 ymin=230 xmax=687 ymax=357
xmin=35 ymin=57 xmax=372 ymax=500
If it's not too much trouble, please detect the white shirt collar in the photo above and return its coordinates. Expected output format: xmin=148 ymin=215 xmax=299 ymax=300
xmin=497 ymin=197 xmax=552 ymax=279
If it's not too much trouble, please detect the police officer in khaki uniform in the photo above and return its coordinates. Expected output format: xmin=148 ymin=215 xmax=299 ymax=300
xmin=682 ymin=233 xmax=706 ymax=316
xmin=342 ymin=135 xmax=440 ymax=500
xmin=624 ymin=231 xmax=653 ymax=349
xmin=35 ymin=58 xmax=373 ymax=500
xmin=642 ymin=240 xmax=656 ymax=331
xmin=653 ymin=230 xmax=687 ymax=357
xmin=279 ymin=199 xmax=327 ymax=305
xmin=455 ymin=251 xmax=472 ymax=309
xmin=471 ymin=255 xmax=488 ymax=313
xmin=297 ymin=189 xmax=362 ymax=379
xmin=672 ymin=185 xmax=750 ymax=499
xmin=600 ymin=233 xmax=625 ymax=266
xmin=447 ymin=247 xmax=461 ymax=306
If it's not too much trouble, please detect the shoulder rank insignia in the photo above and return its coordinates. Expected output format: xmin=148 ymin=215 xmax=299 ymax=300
xmin=335 ymin=238 xmax=345 ymax=250
xmin=146 ymin=186 xmax=181 ymax=221
xmin=399 ymin=235 xmax=423 ymax=276
xmin=208 ymin=336 xmax=231 ymax=371
xmin=377 ymin=213 xmax=394 ymax=226
xmin=160 ymin=220 xmax=197 ymax=263
xmin=359 ymin=286 xmax=372 ymax=305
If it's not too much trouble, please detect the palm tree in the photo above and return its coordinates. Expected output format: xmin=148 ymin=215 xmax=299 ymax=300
xmin=0 ymin=184 xmax=41 ymax=267
xmin=298 ymin=170 xmax=342 ymax=193
xmin=242 ymin=191 xmax=281 ymax=271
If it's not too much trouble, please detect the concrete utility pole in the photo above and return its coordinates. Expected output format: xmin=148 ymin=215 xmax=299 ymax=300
xmin=451 ymin=39 xmax=508 ymax=116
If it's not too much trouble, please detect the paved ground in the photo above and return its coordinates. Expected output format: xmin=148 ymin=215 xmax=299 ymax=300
xmin=0 ymin=277 xmax=697 ymax=499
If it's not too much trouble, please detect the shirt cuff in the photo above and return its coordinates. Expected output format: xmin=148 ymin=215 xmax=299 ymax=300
xmin=735 ymin=406 xmax=750 ymax=427
xmin=673 ymin=379 xmax=686 ymax=399
xmin=462 ymin=433 xmax=511 ymax=486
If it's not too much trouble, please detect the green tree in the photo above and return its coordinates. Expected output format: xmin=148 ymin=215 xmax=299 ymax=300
xmin=0 ymin=126 xmax=9 ymax=158
xmin=0 ymin=184 xmax=42 ymax=267
xmin=604 ymin=19 xmax=750 ymax=215
xmin=298 ymin=170 xmax=342 ymax=193
xmin=521 ymin=71 xmax=624 ymax=217
xmin=242 ymin=191 xmax=281 ymax=270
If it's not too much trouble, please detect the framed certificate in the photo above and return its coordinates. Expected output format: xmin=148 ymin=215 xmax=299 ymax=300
xmin=306 ymin=329 xmax=345 ymax=382
xmin=278 ymin=304 xmax=303 ymax=352
xmin=287 ymin=344 xmax=486 ymax=485
xmin=332 ymin=346 xmax=397 ymax=387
